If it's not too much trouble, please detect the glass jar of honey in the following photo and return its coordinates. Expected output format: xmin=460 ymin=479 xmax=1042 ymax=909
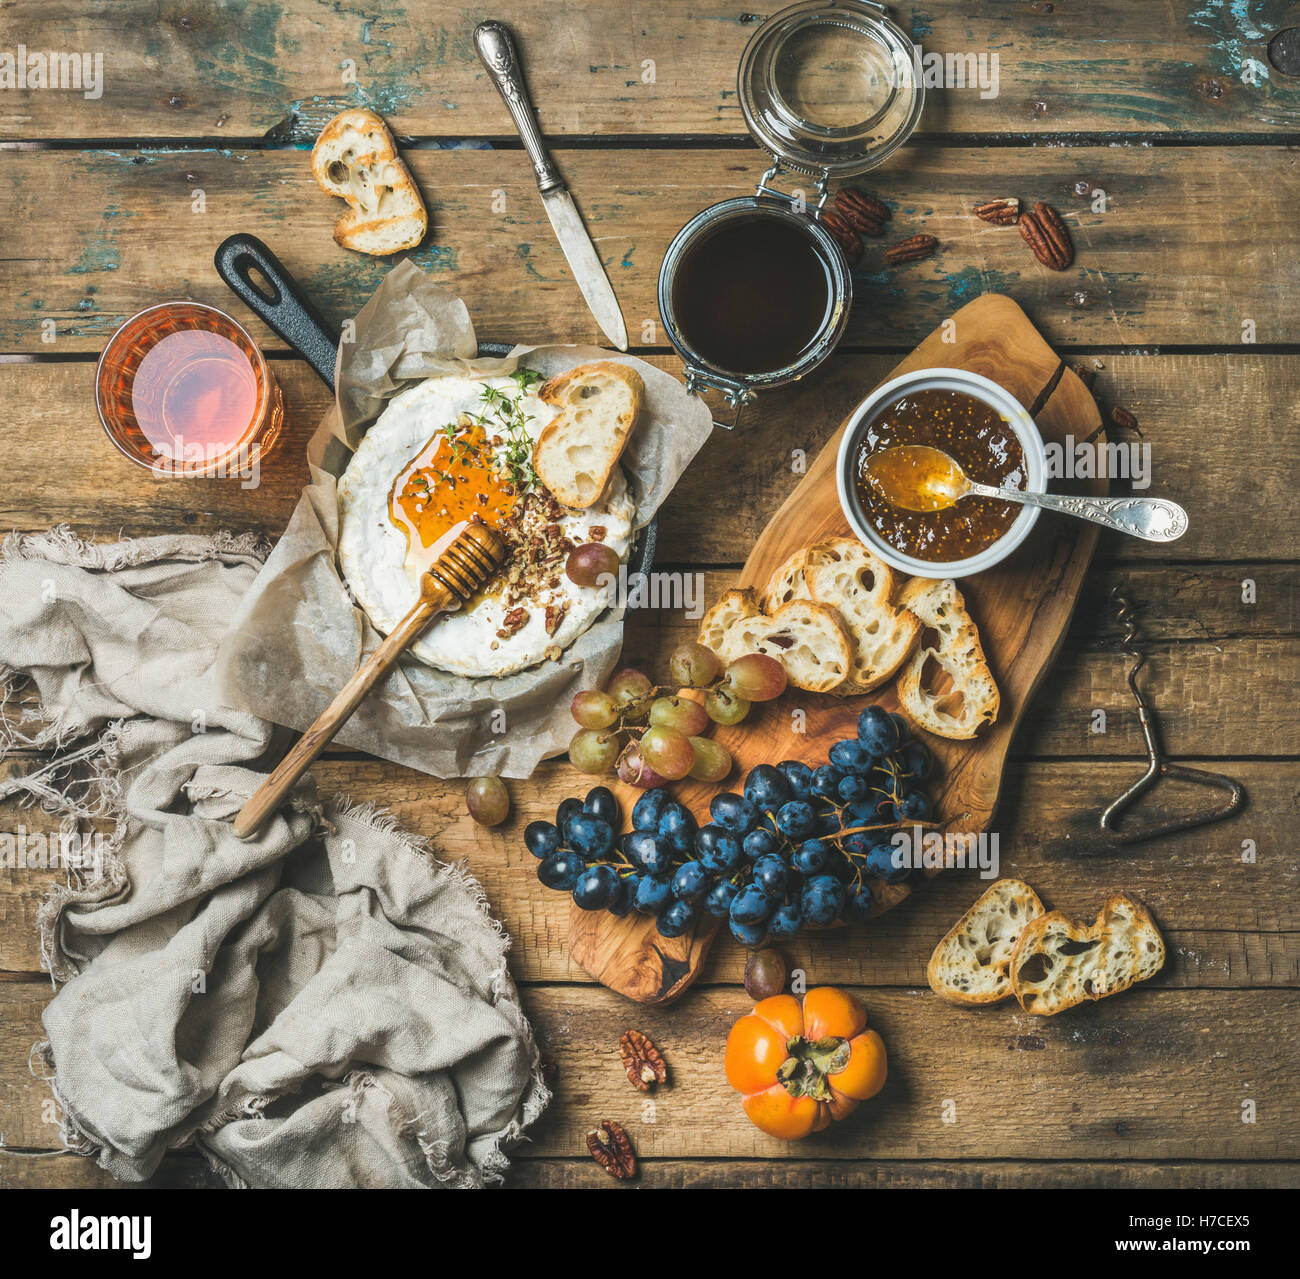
xmin=658 ymin=0 xmax=923 ymax=424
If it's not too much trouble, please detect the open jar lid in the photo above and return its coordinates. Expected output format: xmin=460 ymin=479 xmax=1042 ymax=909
xmin=738 ymin=0 xmax=923 ymax=179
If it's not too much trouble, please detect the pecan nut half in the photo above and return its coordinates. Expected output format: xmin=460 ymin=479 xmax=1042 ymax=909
xmin=883 ymin=233 xmax=939 ymax=265
xmin=834 ymin=187 xmax=890 ymax=235
xmin=1019 ymin=201 xmax=1073 ymax=270
xmin=817 ymin=208 xmax=862 ymax=264
xmin=587 ymin=1120 xmax=637 ymax=1180
xmin=973 ymin=197 xmax=1020 ymax=225
xmin=1110 ymin=405 xmax=1142 ymax=435
xmin=619 ymin=1029 xmax=668 ymax=1092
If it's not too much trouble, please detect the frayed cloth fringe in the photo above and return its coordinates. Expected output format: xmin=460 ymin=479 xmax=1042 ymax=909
xmin=4 ymin=529 xmax=546 ymax=1187
xmin=0 ymin=525 xmax=271 ymax=573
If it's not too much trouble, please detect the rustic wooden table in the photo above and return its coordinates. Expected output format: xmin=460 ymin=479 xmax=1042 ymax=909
xmin=1 ymin=1 xmax=1297 ymax=1191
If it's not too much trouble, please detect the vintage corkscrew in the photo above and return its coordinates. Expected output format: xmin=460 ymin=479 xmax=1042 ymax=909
xmin=1099 ymin=588 xmax=1245 ymax=844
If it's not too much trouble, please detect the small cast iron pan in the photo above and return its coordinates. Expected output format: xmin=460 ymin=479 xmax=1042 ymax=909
xmin=213 ymin=232 xmax=656 ymax=575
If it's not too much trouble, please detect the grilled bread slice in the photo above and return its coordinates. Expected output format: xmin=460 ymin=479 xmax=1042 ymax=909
xmin=896 ymin=578 xmax=999 ymax=739
xmin=759 ymin=548 xmax=812 ymax=614
xmin=802 ymin=538 xmax=922 ymax=694
xmin=1010 ymin=894 xmax=1165 ymax=1016
xmin=533 ymin=362 xmax=643 ymax=509
xmin=311 ymin=109 xmax=427 ymax=255
xmin=697 ymin=588 xmax=852 ymax=693
xmin=927 ymin=879 xmax=1045 ymax=1006
xmin=698 ymin=588 xmax=758 ymax=657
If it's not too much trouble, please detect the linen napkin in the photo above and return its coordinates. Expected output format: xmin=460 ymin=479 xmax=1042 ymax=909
xmin=0 ymin=528 xmax=548 ymax=1188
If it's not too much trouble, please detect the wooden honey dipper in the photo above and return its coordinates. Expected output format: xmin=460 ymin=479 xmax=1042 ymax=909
xmin=233 ymin=519 xmax=508 ymax=839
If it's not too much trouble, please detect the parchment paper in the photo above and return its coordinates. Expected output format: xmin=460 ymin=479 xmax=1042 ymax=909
xmin=215 ymin=260 xmax=713 ymax=778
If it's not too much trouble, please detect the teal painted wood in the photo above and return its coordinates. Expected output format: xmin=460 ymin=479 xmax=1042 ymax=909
xmin=2 ymin=0 xmax=1300 ymax=141
xmin=3 ymin=146 xmax=1299 ymax=354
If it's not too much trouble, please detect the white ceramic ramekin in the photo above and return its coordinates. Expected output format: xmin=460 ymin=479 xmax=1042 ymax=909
xmin=836 ymin=368 xmax=1047 ymax=579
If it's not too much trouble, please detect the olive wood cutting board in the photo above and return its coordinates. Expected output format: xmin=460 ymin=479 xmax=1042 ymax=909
xmin=568 ymin=293 xmax=1105 ymax=1004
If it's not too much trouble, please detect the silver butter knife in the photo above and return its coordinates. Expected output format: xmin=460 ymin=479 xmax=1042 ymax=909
xmin=474 ymin=20 xmax=628 ymax=351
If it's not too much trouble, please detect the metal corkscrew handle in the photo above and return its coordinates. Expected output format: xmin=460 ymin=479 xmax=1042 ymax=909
xmin=473 ymin=21 xmax=563 ymax=194
xmin=965 ymin=483 xmax=1189 ymax=542
xmin=1098 ymin=588 xmax=1244 ymax=844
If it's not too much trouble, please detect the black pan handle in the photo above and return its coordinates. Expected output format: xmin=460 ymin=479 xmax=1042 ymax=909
xmin=214 ymin=234 xmax=339 ymax=391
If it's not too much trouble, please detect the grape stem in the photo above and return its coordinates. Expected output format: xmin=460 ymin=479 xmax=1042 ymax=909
xmin=831 ymin=818 xmax=943 ymax=842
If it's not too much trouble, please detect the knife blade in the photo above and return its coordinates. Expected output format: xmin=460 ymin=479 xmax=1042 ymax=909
xmin=539 ymin=188 xmax=629 ymax=352
xmin=473 ymin=20 xmax=628 ymax=351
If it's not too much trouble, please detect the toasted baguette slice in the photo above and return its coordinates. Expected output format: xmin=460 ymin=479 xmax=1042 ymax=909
xmin=803 ymin=538 xmax=922 ymax=695
xmin=532 ymin=363 xmax=643 ymax=509
xmin=311 ymin=109 xmax=426 ymax=255
xmin=697 ymin=589 xmax=852 ymax=693
xmin=697 ymin=588 xmax=759 ymax=658
xmin=927 ymin=879 xmax=1045 ymax=1006
xmin=759 ymin=548 xmax=811 ymax=614
xmin=895 ymin=578 xmax=999 ymax=739
xmin=720 ymin=600 xmax=853 ymax=692
xmin=1010 ymin=894 xmax=1165 ymax=1016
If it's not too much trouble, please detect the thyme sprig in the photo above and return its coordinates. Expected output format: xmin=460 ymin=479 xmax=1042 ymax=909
xmin=438 ymin=367 xmax=543 ymax=493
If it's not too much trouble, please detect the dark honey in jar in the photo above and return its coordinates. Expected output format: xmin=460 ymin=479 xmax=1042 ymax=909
xmin=669 ymin=213 xmax=835 ymax=376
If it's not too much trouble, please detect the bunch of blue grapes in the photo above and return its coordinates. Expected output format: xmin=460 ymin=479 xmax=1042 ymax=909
xmin=527 ymin=706 xmax=933 ymax=946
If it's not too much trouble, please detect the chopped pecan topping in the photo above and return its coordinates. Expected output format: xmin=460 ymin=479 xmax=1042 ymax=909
xmin=619 ymin=1030 xmax=668 ymax=1092
xmin=544 ymin=601 xmax=568 ymax=636
xmin=494 ymin=487 xmax=587 ymax=623
xmin=586 ymin=1120 xmax=637 ymax=1180
xmin=496 ymin=607 xmax=529 ymax=640
xmin=588 ymin=526 xmax=607 ymax=542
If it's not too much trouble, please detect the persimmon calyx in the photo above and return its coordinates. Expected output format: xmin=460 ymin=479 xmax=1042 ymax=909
xmin=775 ymin=1035 xmax=852 ymax=1101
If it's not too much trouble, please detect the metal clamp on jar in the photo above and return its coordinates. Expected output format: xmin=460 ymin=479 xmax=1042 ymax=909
xmin=658 ymin=0 xmax=923 ymax=428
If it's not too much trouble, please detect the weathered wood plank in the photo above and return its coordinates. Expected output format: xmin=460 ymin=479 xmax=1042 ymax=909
xmin=0 ymin=1152 xmax=220 ymax=1189
xmin=516 ymin=987 xmax=1300 ymax=1161
xmin=502 ymin=1158 xmax=1300 ymax=1189
xmin=2 ymin=758 xmax=1292 ymax=979
xmin=2 ymin=354 xmax=1297 ymax=566
xmin=2 ymin=1 xmax=1298 ymax=141
xmin=3 ymin=982 xmax=1295 ymax=1159
xmin=3 ymin=1150 xmax=1296 ymax=1190
xmin=4 ymin=147 xmax=1299 ymax=353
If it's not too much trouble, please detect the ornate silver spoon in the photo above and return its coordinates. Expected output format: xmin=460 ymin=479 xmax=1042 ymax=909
xmin=863 ymin=444 xmax=1188 ymax=542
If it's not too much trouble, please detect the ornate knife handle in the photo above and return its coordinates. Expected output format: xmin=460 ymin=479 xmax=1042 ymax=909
xmin=473 ymin=21 xmax=563 ymax=194
xmin=966 ymin=482 xmax=1189 ymax=542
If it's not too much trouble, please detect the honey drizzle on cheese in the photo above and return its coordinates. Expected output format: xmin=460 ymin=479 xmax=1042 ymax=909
xmin=388 ymin=423 xmax=517 ymax=581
